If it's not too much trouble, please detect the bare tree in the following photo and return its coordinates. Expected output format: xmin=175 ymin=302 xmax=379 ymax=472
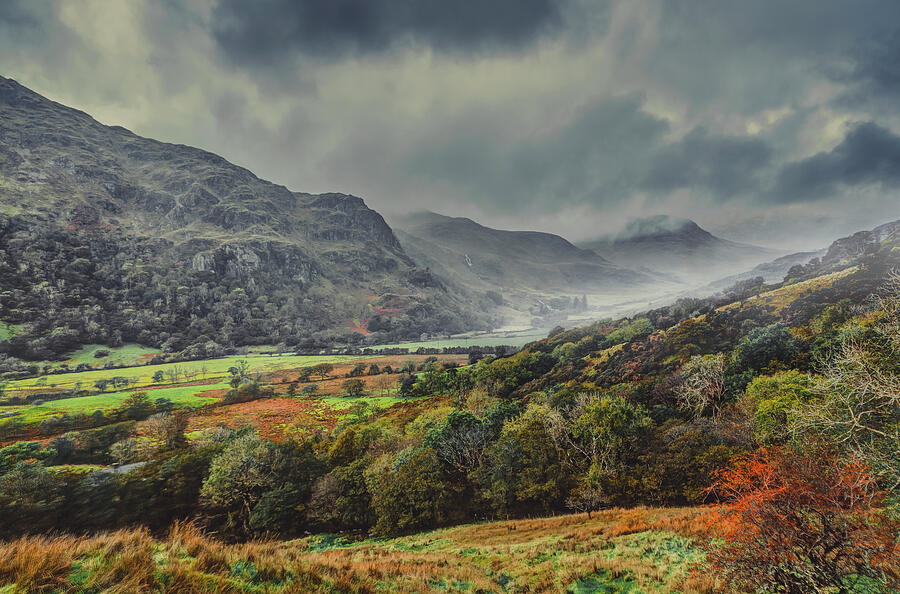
xmin=791 ymin=269 xmax=900 ymax=489
xmin=675 ymin=354 xmax=726 ymax=419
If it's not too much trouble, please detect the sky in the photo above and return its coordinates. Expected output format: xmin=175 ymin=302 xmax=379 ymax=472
xmin=2 ymin=0 xmax=900 ymax=251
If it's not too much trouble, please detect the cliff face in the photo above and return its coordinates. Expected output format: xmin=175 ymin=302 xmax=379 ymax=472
xmin=0 ymin=76 xmax=493 ymax=360
xmin=822 ymin=220 xmax=900 ymax=264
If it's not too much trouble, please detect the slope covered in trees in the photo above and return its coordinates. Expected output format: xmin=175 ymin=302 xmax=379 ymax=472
xmin=0 ymin=77 xmax=498 ymax=366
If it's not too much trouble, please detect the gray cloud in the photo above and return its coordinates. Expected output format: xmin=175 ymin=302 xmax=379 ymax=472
xmin=400 ymin=94 xmax=668 ymax=211
xmin=211 ymin=0 xmax=572 ymax=64
xmin=834 ymin=31 xmax=900 ymax=107
xmin=775 ymin=122 xmax=900 ymax=201
xmin=643 ymin=128 xmax=772 ymax=198
xmin=2 ymin=0 xmax=900 ymax=251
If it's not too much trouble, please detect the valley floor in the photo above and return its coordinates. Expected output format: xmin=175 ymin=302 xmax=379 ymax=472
xmin=0 ymin=506 xmax=713 ymax=593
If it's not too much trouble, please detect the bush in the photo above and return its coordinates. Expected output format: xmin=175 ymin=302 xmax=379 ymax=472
xmin=708 ymin=447 xmax=899 ymax=592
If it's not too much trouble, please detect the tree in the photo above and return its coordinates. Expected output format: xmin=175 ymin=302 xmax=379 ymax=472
xmin=369 ymin=448 xmax=459 ymax=535
xmin=731 ymin=323 xmax=799 ymax=373
xmin=286 ymin=382 xmax=297 ymax=397
xmin=790 ymin=273 xmax=900 ymax=488
xmin=342 ymin=379 xmax=367 ymax=398
xmin=142 ymin=410 xmax=189 ymax=451
xmin=152 ymin=370 xmax=165 ymax=383
xmin=707 ymin=447 xmax=899 ymax=593
xmin=423 ymin=410 xmax=489 ymax=475
xmin=311 ymin=362 xmax=334 ymax=380
xmin=200 ymin=432 xmax=283 ymax=535
xmin=743 ymin=370 xmax=815 ymax=444
xmin=301 ymin=383 xmax=319 ymax=396
xmin=546 ymin=393 xmax=651 ymax=475
xmin=297 ymin=367 xmax=313 ymax=382
xmin=348 ymin=363 xmax=367 ymax=377
xmin=565 ymin=462 xmax=607 ymax=518
xmin=480 ymin=404 xmax=572 ymax=517
xmin=675 ymin=354 xmax=726 ymax=419
xmin=118 ymin=391 xmax=154 ymax=421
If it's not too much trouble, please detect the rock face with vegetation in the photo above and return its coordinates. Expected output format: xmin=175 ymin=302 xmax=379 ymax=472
xmin=0 ymin=77 xmax=497 ymax=363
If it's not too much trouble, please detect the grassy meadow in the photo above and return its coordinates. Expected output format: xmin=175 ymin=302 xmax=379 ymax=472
xmin=0 ymin=506 xmax=714 ymax=593
xmin=3 ymin=353 xmax=363 ymax=396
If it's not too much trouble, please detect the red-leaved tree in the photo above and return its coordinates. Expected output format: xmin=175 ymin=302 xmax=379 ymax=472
xmin=706 ymin=446 xmax=899 ymax=593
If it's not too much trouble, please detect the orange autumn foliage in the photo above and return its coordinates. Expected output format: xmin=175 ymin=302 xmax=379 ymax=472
xmin=706 ymin=446 xmax=899 ymax=593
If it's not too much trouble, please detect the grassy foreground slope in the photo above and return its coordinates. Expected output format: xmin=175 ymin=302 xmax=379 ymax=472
xmin=0 ymin=507 xmax=712 ymax=593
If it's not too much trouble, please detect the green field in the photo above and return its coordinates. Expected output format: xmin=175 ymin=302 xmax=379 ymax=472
xmin=0 ymin=380 xmax=231 ymax=424
xmin=57 ymin=343 xmax=161 ymax=369
xmin=4 ymin=353 xmax=362 ymax=396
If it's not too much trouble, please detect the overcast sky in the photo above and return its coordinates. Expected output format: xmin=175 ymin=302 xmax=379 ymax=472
xmin=2 ymin=0 xmax=900 ymax=250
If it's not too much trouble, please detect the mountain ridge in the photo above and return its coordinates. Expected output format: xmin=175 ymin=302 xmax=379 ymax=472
xmin=0 ymin=76 xmax=496 ymax=361
xmin=579 ymin=215 xmax=778 ymax=283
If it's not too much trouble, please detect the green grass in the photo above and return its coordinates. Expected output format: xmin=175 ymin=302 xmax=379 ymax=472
xmin=0 ymin=381 xmax=230 ymax=424
xmin=58 ymin=343 xmax=161 ymax=369
xmin=48 ymin=464 xmax=106 ymax=473
xmin=5 ymin=353 xmax=362 ymax=396
xmin=0 ymin=323 xmax=20 ymax=342
xmin=322 ymin=395 xmax=410 ymax=415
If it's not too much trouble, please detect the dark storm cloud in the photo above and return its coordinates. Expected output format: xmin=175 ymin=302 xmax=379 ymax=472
xmin=3 ymin=0 xmax=900 ymax=250
xmin=0 ymin=0 xmax=56 ymax=34
xmin=775 ymin=122 xmax=900 ymax=201
xmin=211 ymin=0 xmax=571 ymax=64
xmin=643 ymin=128 xmax=772 ymax=199
xmin=400 ymin=94 xmax=669 ymax=210
xmin=834 ymin=31 xmax=900 ymax=106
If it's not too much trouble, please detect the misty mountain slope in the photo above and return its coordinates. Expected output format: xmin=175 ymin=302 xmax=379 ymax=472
xmin=708 ymin=249 xmax=828 ymax=290
xmin=393 ymin=212 xmax=661 ymax=320
xmin=0 ymin=76 xmax=496 ymax=361
xmin=580 ymin=215 xmax=779 ymax=283
xmin=709 ymin=218 xmax=899 ymax=293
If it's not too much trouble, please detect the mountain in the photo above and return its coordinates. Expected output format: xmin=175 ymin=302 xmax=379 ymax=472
xmin=709 ymin=218 xmax=900 ymax=292
xmin=0 ymin=76 xmax=496 ymax=362
xmin=392 ymin=211 xmax=661 ymax=324
xmin=708 ymin=249 xmax=828 ymax=291
xmin=579 ymin=215 xmax=778 ymax=284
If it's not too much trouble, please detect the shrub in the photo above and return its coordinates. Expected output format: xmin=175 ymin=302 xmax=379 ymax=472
xmin=708 ymin=446 xmax=899 ymax=592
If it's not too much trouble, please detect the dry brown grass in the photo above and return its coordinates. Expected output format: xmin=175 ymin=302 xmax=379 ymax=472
xmin=0 ymin=507 xmax=716 ymax=593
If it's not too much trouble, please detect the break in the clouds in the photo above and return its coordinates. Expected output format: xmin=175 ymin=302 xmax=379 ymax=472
xmin=1 ymin=0 xmax=899 ymax=250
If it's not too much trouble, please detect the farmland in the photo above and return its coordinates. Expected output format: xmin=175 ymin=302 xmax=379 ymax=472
xmin=2 ymin=352 xmax=363 ymax=397
xmin=0 ymin=353 xmax=467 ymax=441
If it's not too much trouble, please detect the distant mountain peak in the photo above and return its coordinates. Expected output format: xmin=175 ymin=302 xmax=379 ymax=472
xmin=619 ymin=215 xmax=697 ymax=237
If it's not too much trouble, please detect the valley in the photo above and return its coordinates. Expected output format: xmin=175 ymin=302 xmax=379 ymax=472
xmin=0 ymin=71 xmax=899 ymax=594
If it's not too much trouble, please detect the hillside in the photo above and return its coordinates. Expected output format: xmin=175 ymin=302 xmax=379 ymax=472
xmin=0 ymin=77 xmax=497 ymax=363
xmin=0 ymin=218 xmax=897 ymax=593
xmin=580 ymin=215 xmax=778 ymax=284
xmin=393 ymin=211 xmax=662 ymax=325
xmin=0 ymin=507 xmax=712 ymax=592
